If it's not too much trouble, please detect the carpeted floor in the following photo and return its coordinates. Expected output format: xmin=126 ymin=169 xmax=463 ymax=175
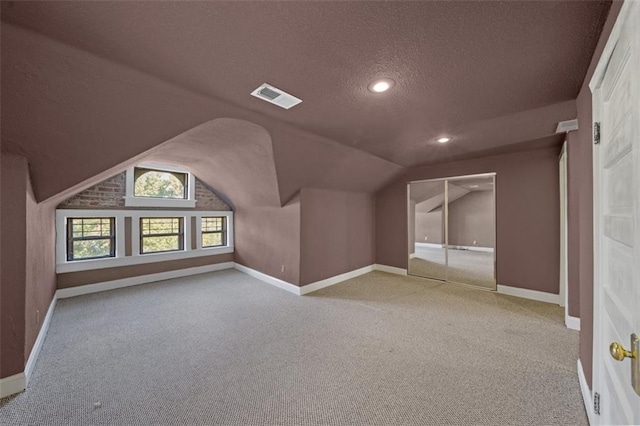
xmin=0 ymin=270 xmax=586 ymax=425
xmin=410 ymin=246 xmax=495 ymax=289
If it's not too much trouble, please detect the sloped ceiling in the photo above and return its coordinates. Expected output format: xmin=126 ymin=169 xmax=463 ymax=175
xmin=0 ymin=1 xmax=611 ymax=203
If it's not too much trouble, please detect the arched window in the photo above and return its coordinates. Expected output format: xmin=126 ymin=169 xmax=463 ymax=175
xmin=125 ymin=164 xmax=196 ymax=208
xmin=134 ymin=168 xmax=187 ymax=199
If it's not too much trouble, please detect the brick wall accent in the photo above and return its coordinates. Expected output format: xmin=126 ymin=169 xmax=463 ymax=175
xmin=195 ymin=179 xmax=231 ymax=211
xmin=58 ymin=172 xmax=126 ymax=208
xmin=58 ymin=172 xmax=231 ymax=211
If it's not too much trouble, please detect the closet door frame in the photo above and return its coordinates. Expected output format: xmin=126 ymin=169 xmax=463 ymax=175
xmin=407 ymin=172 xmax=497 ymax=290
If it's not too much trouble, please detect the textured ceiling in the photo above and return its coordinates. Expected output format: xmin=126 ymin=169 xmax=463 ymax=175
xmin=1 ymin=1 xmax=611 ymax=169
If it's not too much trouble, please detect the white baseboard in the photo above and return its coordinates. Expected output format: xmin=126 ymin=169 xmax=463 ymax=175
xmin=233 ymin=263 xmax=376 ymax=296
xmin=24 ymin=295 xmax=57 ymax=383
xmin=496 ymin=284 xmax=560 ymax=305
xmin=409 ymin=253 xmax=417 ymax=259
xmin=448 ymin=245 xmax=494 ymax=253
xmin=415 ymin=242 xmax=444 ymax=249
xmin=299 ymin=265 xmax=374 ymax=295
xmin=565 ymin=315 xmax=581 ymax=331
xmin=56 ymin=262 xmax=234 ymax=299
xmin=414 ymin=242 xmax=493 ymax=253
xmin=578 ymin=359 xmax=594 ymax=425
xmin=0 ymin=373 xmax=26 ymax=399
xmin=374 ymin=264 xmax=408 ymax=276
xmin=233 ymin=263 xmax=301 ymax=295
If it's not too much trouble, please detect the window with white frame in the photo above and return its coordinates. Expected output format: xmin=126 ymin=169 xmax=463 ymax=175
xmin=134 ymin=168 xmax=188 ymax=199
xmin=201 ymin=216 xmax=226 ymax=248
xmin=125 ymin=163 xmax=196 ymax=208
xmin=139 ymin=217 xmax=184 ymax=254
xmin=55 ymin=210 xmax=233 ymax=273
xmin=67 ymin=217 xmax=116 ymax=261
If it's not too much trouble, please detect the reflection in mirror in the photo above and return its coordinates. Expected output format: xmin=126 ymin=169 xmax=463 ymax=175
xmin=445 ymin=176 xmax=496 ymax=289
xmin=408 ymin=180 xmax=447 ymax=280
xmin=408 ymin=174 xmax=496 ymax=290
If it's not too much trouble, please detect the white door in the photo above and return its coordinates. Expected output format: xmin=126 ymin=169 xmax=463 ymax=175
xmin=591 ymin=1 xmax=640 ymax=425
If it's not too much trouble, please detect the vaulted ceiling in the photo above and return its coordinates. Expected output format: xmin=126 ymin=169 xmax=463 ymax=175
xmin=0 ymin=1 xmax=611 ymax=204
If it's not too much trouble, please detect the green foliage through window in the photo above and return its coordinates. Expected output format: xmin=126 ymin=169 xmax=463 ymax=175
xmin=67 ymin=218 xmax=115 ymax=261
xmin=134 ymin=168 xmax=187 ymax=199
xmin=140 ymin=217 xmax=184 ymax=254
xmin=202 ymin=217 xmax=226 ymax=248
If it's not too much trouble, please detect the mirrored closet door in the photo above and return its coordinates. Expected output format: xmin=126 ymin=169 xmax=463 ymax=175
xmin=408 ymin=173 xmax=496 ymax=290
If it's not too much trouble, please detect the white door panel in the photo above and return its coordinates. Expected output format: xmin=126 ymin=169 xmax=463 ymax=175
xmin=592 ymin=1 xmax=640 ymax=425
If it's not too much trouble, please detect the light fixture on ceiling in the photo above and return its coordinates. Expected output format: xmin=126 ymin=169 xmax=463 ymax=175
xmin=437 ymin=137 xmax=451 ymax=143
xmin=368 ymin=78 xmax=395 ymax=93
xmin=469 ymin=185 xmax=479 ymax=188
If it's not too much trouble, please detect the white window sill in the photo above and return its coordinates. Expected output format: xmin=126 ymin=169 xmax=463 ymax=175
xmin=56 ymin=246 xmax=234 ymax=274
xmin=124 ymin=196 xmax=196 ymax=208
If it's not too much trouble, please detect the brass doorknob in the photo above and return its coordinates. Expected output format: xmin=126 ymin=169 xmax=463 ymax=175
xmin=610 ymin=342 xmax=635 ymax=361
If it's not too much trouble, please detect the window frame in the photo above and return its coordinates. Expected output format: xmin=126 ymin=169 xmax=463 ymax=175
xmin=124 ymin=162 xmax=196 ymax=208
xmin=195 ymin=212 xmax=235 ymax=251
xmin=200 ymin=216 xmax=227 ymax=248
xmin=56 ymin=210 xmax=234 ymax=273
xmin=139 ymin=216 xmax=185 ymax=255
xmin=66 ymin=217 xmax=116 ymax=261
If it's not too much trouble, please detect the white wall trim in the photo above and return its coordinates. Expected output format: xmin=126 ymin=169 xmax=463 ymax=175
xmin=24 ymin=296 xmax=57 ymax=383
xmin=56 ymin=262 xmax=234 ymax=299
xmin=0 ymin=373 xmax=26 ymax=399
xmin=565 ymin=315 xmax=581 ymax=331
xmin=232 ymin=263 xmax=301 ymax=295
xmin=56 ymin=209 xmax=233 ymax=273
xmin=233 ymin=263 xmax=378 ymax=296
xmin=414 ymin=242 xmax=493 ymax=253
xmin=374 ymin=264 xmax=408 ymax=276
xmin=578 ymin=359 xmax=594 ymax=425
xmin=496 ymin=284 xmax=560 ymax=305
xmin=299 ymin=265 xmax=374 ymax=295
xmin=57 ymin=246 xmax=234 ymax=273
xmin=448 ymin=245 xmax=494 ymax=253
xmin=415 ymin=242 xmax=444 ymax=249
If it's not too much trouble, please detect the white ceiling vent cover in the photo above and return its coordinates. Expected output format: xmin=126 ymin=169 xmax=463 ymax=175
xmin=250 ymin=83 xmax=302 ymax=110
xmin=555 ymin=119 xmax=579 ymax=133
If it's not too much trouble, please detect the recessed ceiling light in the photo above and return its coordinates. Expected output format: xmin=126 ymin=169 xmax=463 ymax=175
xmin=368 ymin=78 xmax=395 ymax=93
xmin=437 ymin=137 xmax=451 ymax=143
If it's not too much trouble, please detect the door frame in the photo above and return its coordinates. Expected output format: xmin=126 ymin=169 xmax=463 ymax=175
xmin=559 ymin=142 xmax=575 ymax=329
xmin=590 ymin=1 xmax=637 ymax=424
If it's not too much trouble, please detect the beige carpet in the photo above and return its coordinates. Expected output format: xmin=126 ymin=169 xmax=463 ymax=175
xmin=0 ymin=270 xmax=585 ymax=425
xmin=410 ymin=246 xmax=495 ymax=289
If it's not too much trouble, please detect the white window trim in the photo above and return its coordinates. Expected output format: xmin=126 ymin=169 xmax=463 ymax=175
xmin=56 ymin=209 xmax=234 ymax=273
xmin=194 ymin=212 xmax=235 ymax=250
xmin=125 ymin=162 xmax=196 ymax=208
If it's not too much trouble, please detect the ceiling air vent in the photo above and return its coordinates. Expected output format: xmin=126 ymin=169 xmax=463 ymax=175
xmin=250 ymin=83 xmax=302 ymax=110
xmin=556 ymin=119 xmax=578 ymax=133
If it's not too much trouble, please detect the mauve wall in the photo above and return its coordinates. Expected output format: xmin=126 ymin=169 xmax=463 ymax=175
xmin=448 ymin=191 xmax=495 ymax=248
xmin=1 ymin=154 xmax=28 ymax=378
xmin=57 ymin=253 xmax=233 ymax=288
xmin=299 ymin=188 xmax=375 ymax=285
xmin=572 ymin=0 xmax=623 ymax=389
xmin=24 ymin=177 xmax=57 ymax=359
xmin=234 ymin=199 xmax=301 ymax=285
xmin=0 ymin=153 xmax=57 ymax=379
xmin=415 ymin=208 xmax=444 ymax=244
xmin=0 ymin=130 xmax=2 ymax=378
xmin=377 ymin=146 xmax=561 ymax=294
